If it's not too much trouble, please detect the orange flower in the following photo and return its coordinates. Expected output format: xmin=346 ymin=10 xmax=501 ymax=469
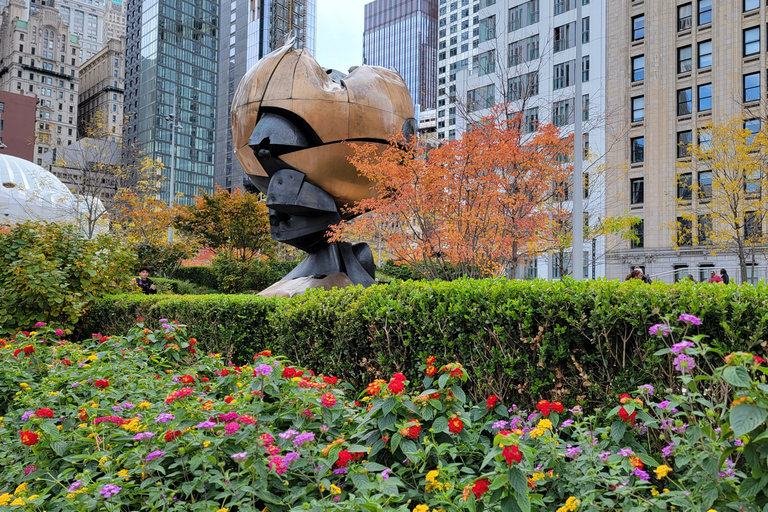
xmin=426 ymin=365 xmax=437 ymax=377
xmin=426 ymin=355 xmax=436 ymax=365
xmin=630 ymin=456 xmax=643 ymax=469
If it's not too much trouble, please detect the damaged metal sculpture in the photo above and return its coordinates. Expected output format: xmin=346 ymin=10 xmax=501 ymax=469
xmin=230 ymin=40 xmax=415 ymax=296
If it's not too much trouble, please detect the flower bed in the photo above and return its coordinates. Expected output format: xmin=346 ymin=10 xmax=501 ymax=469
xmin=1 ymin=316 xmax=767 ymax=510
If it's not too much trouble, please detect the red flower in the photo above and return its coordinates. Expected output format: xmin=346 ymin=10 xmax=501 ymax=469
xmin=165 ymin=430 xmax=182 ymax=442
xmin=136 ymin=317 xmax=144 ymax=322
xmin=99 ymin=336 xmax=109 ymax=343
xmin=220 ymin=369 xmax=230 ymax=377
xmin=387 ymin=379 xmax=405 ymax=395
xmin=450 ymin=368 xmax=463 ymax=379
xmin=224 ymin=396 xmax=234 ymax=404
xmin=336 ymin=449 xmax=352 ymax=468
xmin=200 ymin=377 xmax=209 ymax=382
xmin=537 ymin=399 xmax=551 ymax=416
xmin=35 ymin=408 xmax=54 ymax=418
xmin=426 ymin=355 xmax=436 ymax=365
xmin=321 ymin=393 xmax=337 ymax=408
xmin=23 ymin=345 xmax=35 ymax=355
xmin=20 ymin=430 xmax=39 ymax=446
xmin=502 ymin=445 xmax=522 ymax=465
xmin=189 ymin=338 xmax=197 ymax=345
xmin=754 ymin=355 xmax=766 ymax=365
xmin=94 ymin=379 xmax=110 ymax=389
xmin=629 ymin=456 xmax=643 ymax=469
xmin=61 ymin=359 xmax=72 ymax=366
xmin=391 ymin=372 xmax=407 ymax=382
xmin=618 ymin=406 xmax=637 ymax=426
xmin=426 ymin=365 xmax=437 ymax=377
xmin=179 ymin=375 xmax=195 ymax=384
xmin=283 ymin=367 xmax=297 ymax=379
xmin=189 ymin=347 xmax=197 ymax=354
xmin=78 ymin=408 xmax=89 ymax=421
xmin=322 ymin=375 xmax=339 ymax=385
xmin=13 ymin=348 xmax=22 ymax=357
xmin=551 ymin=402 xmax=564 ymax=413
xmin=619 ymin=393 xmax=632 ymax=404
xmin=486 ymin=395 xmax=499 ymax=410
xmin=400 ymin=420 xmax=421 ymax=439
xmin=472 ymin=478 xmax=490 ymax=499
xmin=448 ymin=417 xmax=464 ymax=434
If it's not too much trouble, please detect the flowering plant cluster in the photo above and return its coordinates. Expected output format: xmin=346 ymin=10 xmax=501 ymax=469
xmin=0 ymin=315 xmax=767 ymax=511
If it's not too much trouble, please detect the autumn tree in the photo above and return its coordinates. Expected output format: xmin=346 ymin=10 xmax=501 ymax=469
xmin=330 ymin=108 xmax=572 ymax=280
xmin=674 ymin=118 xmax=768 ymax=282
xmin=173 ymin=186 xmax=275 ymax=262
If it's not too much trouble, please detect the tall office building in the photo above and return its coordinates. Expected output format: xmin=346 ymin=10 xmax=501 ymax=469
xmin=26 ymin=0 xmax=105 ymax=63
xmin=213 ymin=0 xmax=316 ymax=193
xmin=0 ymin=0 xmax=80 ymax=165
xmin=604 ymin=1 xmax=765 ymax=283
xmin=78 ymin=37 xmax=123 ymax=140
xmin=124 ymin=0 xmax=219 ymax=204
xmin=363 ymin=0 xmax=438 ymax=114
xmin=102 ymin=0 xmax=125 ymax=42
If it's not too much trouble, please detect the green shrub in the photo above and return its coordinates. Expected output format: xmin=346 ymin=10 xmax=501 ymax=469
xmin=172 ymin=266 xmax=218 ymax=290
xmin=79 ymin=278 xmax=768 ymax=410
xmin=0 ymin=221 xmax=134 ymax=335
xmin=151 ymin=278 xmax=218 ymax=295
xmin=379 ymin=259 xmax=425 ymax=281
xmin=211 ymin=255 xmax=299 ymax=293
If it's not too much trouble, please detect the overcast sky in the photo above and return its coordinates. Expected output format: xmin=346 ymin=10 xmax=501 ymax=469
xmin=315 ymin=0 xmax=368 ymax=72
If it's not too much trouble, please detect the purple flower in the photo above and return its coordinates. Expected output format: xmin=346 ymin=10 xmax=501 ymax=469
xmin=561 ymin=419 xmax=575 ymax=428
xmin=333 ymin=468 xmax=348 ymax=475
xmin=155 ymin=413 xmax=175 ymax=423
xmin=673 ymin=423 xmax=689 ymax=433
xmin=71 ymin=381 xmax=80 ymax=388
xmin=320 ymin=424 xmax=330 ymax=432
xmin=649 ymin=324 xmax=670 ymax=336
xmin=24 ymin=464 xmax=37 ymax=476
xmin=172 ymin=376 xmax=181 ymax=383
xmin=638 ymin=384 xmax=654 ymax=396
xmin=224 ymin=421 xmax=241 ymax=436
xmin=735 ymin=439 xmax=745 ymax=447
xmin=284 ymin=451 xmax=300 ymax=464
xmin=196 ymin=421 xmax=217 ymax=429
xmin=598 ymin=451 xmax=611 ymax=462
xmin=112 ymin=406 xmax=123 ymax=412
xmin=145 ymin=450 xmax=166 ymax=462
xmin=122 ymin=402 xmax=135 ymax=409
xmin=526 ymin=412 xmax=539 ymax=422
xmin=133 ymin=432 xmax=155 ymax=440
xmin=657 ymin=400 xmax=671 ymax=409
xmin=34 ymin=322 xmax=46 ymax=327
xmin=662 ymin=443 xmax=676 ymax=457
xmin=671 ymin=340 xmax=695 ymax=354
xmin=68 ymin=479 xmax=84 ymax=492
xmin=231 ymin=452 xmax=248 ymax=461
xmin=279 ymin=429 xmax=299 ymax=440
xmin=21 ymin=410 xmax=35 ymax=421
xmin=673 ymin=353 xmax=695 ymax=374
xmin=660 ymin=419 xmax=674 ymax=430
xmin=509 ymin=417 xmax=523 ymax=429
xmin=569 ymin=405 xmax=583 ymax=415
xmin=632 ymin=468 xmax=650 ymax=481
xmin=566 ymin=444 xmax=582 ymax=459
xmin=100 ymin=484 xmax=122 ymax=498
xmin=293 ymin=432 xmax=315 ymax=447
xmin=618 ymin=448 xmax=634 ymax=457
xmin=382 ymin=468 xmax=392 ymax=480
xmin=678 ymin=313 xmax=702 ymax=325
xmin=254 ymin=364 xmax=273 ymax=376
xmin=492 ymin=420 xmax=509 ymax=430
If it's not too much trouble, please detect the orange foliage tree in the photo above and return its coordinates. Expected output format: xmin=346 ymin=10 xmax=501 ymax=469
xmin=330 ymin=110 xmax=573 ymax=279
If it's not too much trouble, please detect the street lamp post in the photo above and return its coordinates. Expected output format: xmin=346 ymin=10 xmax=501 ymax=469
xmin=165 ymin=97 xmax=177 ymax=243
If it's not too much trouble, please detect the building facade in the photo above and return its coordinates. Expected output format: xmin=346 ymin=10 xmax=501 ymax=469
xmin=77 ymin=37 xmax=124 ymax=140
xmin=102 ymin=0 xmax=124 ymax=42
xmin=24 ymin=0 xmax=105 ymax=63
xmin=0 ymin=0 xmax=80 ymax=166
xmin=604 ymin=1 xmax=768 ymax=283
xmin=0 ymin=90 xmax=38 ymax=160
xmin=213 ymin=0 xmax=316 ymax=193
xmin=363 ymin=0 xmax=438 ymax=114
xmin=124 ymin=0 xmax=219 ymax=204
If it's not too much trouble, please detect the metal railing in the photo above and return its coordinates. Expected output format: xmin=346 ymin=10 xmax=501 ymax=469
xmin=647 ymin=266 xmax=763 ymax=285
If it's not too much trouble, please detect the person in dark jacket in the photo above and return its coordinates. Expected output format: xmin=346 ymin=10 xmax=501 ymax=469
xmin=133 ymin=267 xmax=157 ymax=294
xmin=720 ymin=268 xmax=730 ymax=285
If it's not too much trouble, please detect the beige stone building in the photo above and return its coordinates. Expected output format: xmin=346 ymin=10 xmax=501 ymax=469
xmin=77 ymin=37 xmax=123 ymax=141
xmin=0 ymin=0 xmax=80 ymax=166
xmin=605 ymin=0 xmax=767 ymax=283
xmin=102 ymin=0 xmax=124 ymax=43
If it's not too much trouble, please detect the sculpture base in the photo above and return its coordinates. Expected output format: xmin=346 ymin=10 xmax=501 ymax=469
xmin=257 ymin=272 xmax=354 ymax=298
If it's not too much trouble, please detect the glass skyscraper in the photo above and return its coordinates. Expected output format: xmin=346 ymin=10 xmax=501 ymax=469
xmin=214 ymin=0 xmax=316 ymax=193
xmin=124 ymin=0 xmax=219 ymax=204
xmin=363 ymin=0 xmax=438 ymax=114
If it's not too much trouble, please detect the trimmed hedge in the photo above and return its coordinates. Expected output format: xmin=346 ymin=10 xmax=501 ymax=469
xmin=171 ymin=261 xmax=300 ymax=293
xmin=172 ymin=266 xmax=218 ymax=289
xmin=78 ymin=279 xmax=768 ymax=408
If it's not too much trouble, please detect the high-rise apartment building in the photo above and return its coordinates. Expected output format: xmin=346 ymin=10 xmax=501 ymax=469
xmin=78 ymin=37 xmax=123 ymax=140
xmin=213 ymin=0 xmax=316 ymax=193
xmin=438 ymin=0 xmax=607 ymax=279
xmin=363 ymin=0 xmax=438 ymax=114
xmin=0 ymin=0 xmax=80 ymax=166
xmin=604 ymin=1 xmax=767 ymax=283
xmin=124 ymin=0 xmax=219 ymax=204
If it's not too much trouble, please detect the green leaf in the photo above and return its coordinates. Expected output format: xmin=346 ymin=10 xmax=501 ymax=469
xmin=610 ymin=421 xmax=626 ymax=444
xmin=507 ymin=467 xmax=531 ymax=512
xmin=432 ymin=416 xmax=448 ymax=433
xmin=489 ymin=474 xmax=508 ymax=490
xmin=351 ymin=471 xmax=373 ymax=491
xmin=51 ymin=441 xmax=68 ymax=456
xmin=635 ymin=452 xmax=660 ymax=468
xmin=739 ymin=477 xmax=763 ymax=499
xmin=382 ymin=397 xmax=398 ymax=417
xmin=451 ymin=384 xmax=466 ymax=404
xmin=730 ymin=404 xmax=767 ymax=437
xmin=39 ymin=420 xmax=60 ymax=439
xmin=437 ymin=373 xmax=449 ymax=389
xmin=700 ymin=457 xmax=718 ymax=478
xmin=723 ymin=366 xmax=752 ymax=388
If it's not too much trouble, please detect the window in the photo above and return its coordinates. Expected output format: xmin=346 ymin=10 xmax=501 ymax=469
xmin=582 ymin=55 xmax=590 ymax=82
xmin=677 ymin=131 xmax=692 ymax=158
xmin=745 ymin=27 xmax=760 ymax=56
xmin=698 ymin=83 xmax=712 ymax=111
xmin=582 ymin=94 xmax=590 ymax=121
xmin=677 ymin=173 xmax=693 ymax=201
xmin=582 ymin=17 xmax=590 ymax=43
xmin=479 ymin=15 xmax=495 ymax=42
xmin=744 ymin=72 xmax=760 ymax=102
xmin=524 ymin=107 xmax=539 ymax=133
xmin=746 ymin=119 xmax=760 ymax=145
xmin=745 ymin=211 xmax=762 ymax=241
xmin=632 ymin=96 xmax=644 ymax=122
xmin=508 ymin=35 xmax=539 ymax=66
xmin=632 ymin=55 xmax=645 ymax=81
xmin=473 ymin=50 xmax=495 ymax=75
xmin=631 ymin=137 xmax=644 ymax=163
xmin=631 ymin=177 xmax=644 ymax=204
xmin=467 ymin=84 xmax=495 ymax=111
xmin=745 ymin=0 xmax=759 ymax=12
xmin=677 ymin=217 xmax=693 ymax=246
xmin=698 ymin=0 xmax=711 ymax=25
xmin=508 ymin=71 xmax=538 ymax=100
xmin=553 ymin=0 xmax=575 ymax=15
xmin=698 ymin=214 xmax=711 ymax=245
xmin=699 ymin=171 xmax=712 ymax=200
xmin=632 ymin=15 xmax=645 ymax=41
xmin=678 ymin=46 xmax=692 ymax=73
xmin=554 ymin=22 xmax=575 ymax=52
xmin=631 ymin=220 xmax=644 ymax=248
xmin=745 ymin=169 xmax=761 ymax=196
xmin=677 ymin=88 xmax=692 ymax=116
xmin=509 ymin=1 xmax=540 ymax=31
xmin=552 ymin=98 xmax=574 ymax=126
xmin=678 ymin=3 xmax=692 ymax=31
xmin=553 ymin=60 xmax=575 ymax=89
xmin=698 ymin=40 xmax=712 ymax=68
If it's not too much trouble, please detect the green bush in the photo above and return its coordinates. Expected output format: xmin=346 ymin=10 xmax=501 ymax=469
xmin=78 ymin=278 xmax=768 ymax=410
xmin=151 ymin=278 xmax=218 ymax=295
xmin=379 ymin=259 xmax=425 ymax=281
xmin=172 ymin=266 xmax=219 ymax=290
xmin=171 ymin=259 xmax=299 ymax=293
xmin=0 ymin=221 xmax=134 ymax=335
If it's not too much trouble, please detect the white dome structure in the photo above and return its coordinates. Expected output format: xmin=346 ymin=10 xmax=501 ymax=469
xmin=0 ymin=154 xmax=82 ymax=228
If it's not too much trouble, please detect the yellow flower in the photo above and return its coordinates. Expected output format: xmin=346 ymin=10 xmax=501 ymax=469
xmin=651 ymin=488 xmax=659 ymax=496
xmin=531 ymin=472 xmax=546 ymax=482
xmin=138 ymin=402 xmax=152 ymax=409
xmin=329 ymin=484 xmax=341 ymax=495
xmin=27 ymin=495 xmax=39 ymax=500
xmin=654 ymin=465 xmax=672 ymax=479
xmin=236 ymin=382 xmax=243 ymax=388
xmin=216 ymin=509 xmax=229 ymax=512
xmin=203 ymin=441 xmax=211 ymax=448
xmin=88 ymin=354 xmax=98 ymax=361
xmin=117 ymin=469 xmax=130 ymax=478
xmin=537 ymin=418 xmax=553 ymax=431
xmin=318 ymin=483 xmax=326 ymax=492
xmin=0 ymin=493 xmax=12 ymax=506
xmin=66 ymin=493 xmax=76 ymax=499
xmin=14 ymin=482 xmax=27 ymax=495
xmin=425 ymin=470 xmax=440 ymax=483
xmin=78 ymin=423 xmax=88 ymax=428
xmin=555 ymin=497 xmax=581 ymax=512
xmin=10 ymin=498 xmax=25 ymax=506
xmin=706 ymin=510 xmax=717 ymax=512
xmin=414 ymin=505 xmax=429 ymax=512
xmin=19 ymin=383 xmax=29 ymax=389
xmin=98 ymin=456 xmax=109 ymax=467
xmin=49 ymin=391 xmax=59 ymax=396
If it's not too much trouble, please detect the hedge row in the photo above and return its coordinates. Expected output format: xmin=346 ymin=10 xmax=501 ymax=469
xmin=79 ymin=279 xmax=768 ymax=408
xmin=171 ymin=261 xmax=300 ymax=293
